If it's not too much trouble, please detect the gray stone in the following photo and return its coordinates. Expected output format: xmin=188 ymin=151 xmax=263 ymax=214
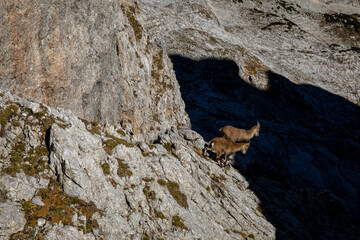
xmin=0 ymin=202 xmax=26 ymax=239
xmin=45 ymin=224 xmax=95 ymax=240
xmin=0 ymin=172 xmax=50 ymax=201
xmin=32 ymin=196 xmax=45 ymax=207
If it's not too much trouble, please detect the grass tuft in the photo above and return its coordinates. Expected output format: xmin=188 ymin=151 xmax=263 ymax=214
xmin=172 ymin=215 xmax=189 ymax=230
xmin=166 ymin=181 xmax=188 ymax=209
xmin=117 ymin=158 xmax=133 ymax=178
xmin=101 ymin=163 xmax=110 ymax=175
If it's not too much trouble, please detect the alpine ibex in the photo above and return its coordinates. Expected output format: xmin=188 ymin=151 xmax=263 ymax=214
xmin=204 ymin=137 xmax=250 ymax=166
xmin=220 ymin=121 xmax=260 ymax=142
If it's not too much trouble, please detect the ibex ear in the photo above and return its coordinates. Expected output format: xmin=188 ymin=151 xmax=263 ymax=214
xmin=257 ymin=121 xmax=260 ymax=127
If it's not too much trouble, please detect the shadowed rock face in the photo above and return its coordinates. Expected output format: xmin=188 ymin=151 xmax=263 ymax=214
xmin=170 ymin=55 xmax=360 ymax=239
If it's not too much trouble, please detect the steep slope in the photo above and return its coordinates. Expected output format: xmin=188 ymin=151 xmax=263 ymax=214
xmin=140 ymin=0 xmax=360 ymax=239
xmin=0 ymin=0 xmax=189 ymax=139
xmin=0 ymin=91 xmax=275 ymax=239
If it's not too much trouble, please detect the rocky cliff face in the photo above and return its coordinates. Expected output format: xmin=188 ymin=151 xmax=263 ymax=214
xmin=0 ymin=0 xmax=189 ymax=139
xmin=1 ymin=0 xmax=360 ymax=240
xmin=0 ymin=92 xmax=275 ymax=239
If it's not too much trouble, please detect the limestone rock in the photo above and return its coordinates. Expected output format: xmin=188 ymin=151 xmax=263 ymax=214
xmin=0 ymin=91 xmax=276 ymax=239
xmin=0 ymin=202 xmax=26 ymax=240
xmin=45 ymin=224 xmax=95 ymax=240
xmin=0 ymin=0 xmax=190 ymax=139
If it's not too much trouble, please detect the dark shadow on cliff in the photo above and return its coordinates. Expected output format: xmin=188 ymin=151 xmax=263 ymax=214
xmin=170 ymin=55 xmax=360 ymax=240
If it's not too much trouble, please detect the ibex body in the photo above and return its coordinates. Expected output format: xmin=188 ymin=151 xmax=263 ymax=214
xmin=220 ymin=121 xmax=260 ymax=142
xmin=205 ymin=137 xmax=250 ymax=166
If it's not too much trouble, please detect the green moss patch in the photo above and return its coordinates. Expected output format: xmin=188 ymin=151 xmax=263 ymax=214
xmin=3 ymin=137 xmax=49 ymax=177
xmin=157 ymin=179 xmax=166 ymax=186
xmin=80 ymin=118 xmax=101 ymax=135
xmin=103 ymin=132 xmax=134 ymax=155
xmin=166 ymin=181 xmax=188 ymax=209
xmin=101 ymin=163 xmax=110 ymax=175
xmin=143 ymin=177 xmax=155 ymax=182
xmin=117 ymin=158 xmax=133 ymax=178
xmin=116 ymin=129 xmax=126 ymax=136
xmin=154 ymin=209 xmax=166 ymax=219
xmin=143 ymin=185 xmax=156 ymax=201
xmin=172 ymin=215 xmax=189 ymax=231
xmin=0 ymin=104 xmax=19 ymax=126
xmin=163 ymin=142 xmax=173 ymax=154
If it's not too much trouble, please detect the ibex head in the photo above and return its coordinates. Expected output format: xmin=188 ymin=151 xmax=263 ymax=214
xmin=241 ymin=142 xmax=251 ymax=154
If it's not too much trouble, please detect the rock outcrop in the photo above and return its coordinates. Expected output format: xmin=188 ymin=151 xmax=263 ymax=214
xmin=1 ymin=0 xmax=360 ymax=239
xmin=0 ymin=91 xmax=275 ymax=239
xmin=0 ymin=0 xmax=189 ymax=139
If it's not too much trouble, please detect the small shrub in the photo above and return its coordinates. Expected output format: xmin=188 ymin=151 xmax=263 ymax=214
xmin=0 ymin=105 xmax=19 ymax=126
xmin=34 ymin=105 xmax=47 ymax=119
xmin=39 ymin=189 xmax=48 ymax=199
xmin=153 ymin=50 xmax=164 ymax=70
xmin=248 ymin=234 xmax=255 ymax=239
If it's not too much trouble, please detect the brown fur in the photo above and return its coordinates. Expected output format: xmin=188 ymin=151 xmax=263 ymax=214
xmin=205 ymin=137 xmax=250 ymax=166
xmin=220 ymin=121 xmax=260 ymax=142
